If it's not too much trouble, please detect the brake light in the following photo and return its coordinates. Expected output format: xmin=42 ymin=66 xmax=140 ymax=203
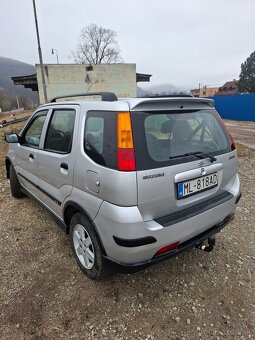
xmin=216 ymin=112 xmax=236 ymax=150
xmin=229 ymin=133 xmax=236 ymax=151
xmin=155 ymin=241 xmax=180 ymax=256
xmin=117 ymin=112 xmax=136 ymax=171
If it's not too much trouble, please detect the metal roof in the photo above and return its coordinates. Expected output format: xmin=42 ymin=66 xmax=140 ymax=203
xmin=12 ymin=72 xmax=152 ymax=91
xmin=12 ymin=74 xmax=38 ymax=91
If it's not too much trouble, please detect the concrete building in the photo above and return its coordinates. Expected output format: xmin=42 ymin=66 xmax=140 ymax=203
xmin=190 ymin=86 xmax=219 ymax=97
xmin=12 ymin=64 xmax=152 ymax=104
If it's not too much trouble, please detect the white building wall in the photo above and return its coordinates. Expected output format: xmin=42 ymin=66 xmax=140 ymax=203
xmin=36 ymin=64 xmax=137 ymax=103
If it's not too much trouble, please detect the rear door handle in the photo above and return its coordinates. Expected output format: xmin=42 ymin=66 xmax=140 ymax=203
xmin=60 ymin=163 xmax=68 ymax=170
xmin=29 ymin=153 xmax=35 ymax=159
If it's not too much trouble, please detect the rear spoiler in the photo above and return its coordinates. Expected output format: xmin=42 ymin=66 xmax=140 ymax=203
xmin=129 ymin=97 xmax=214 ymax=111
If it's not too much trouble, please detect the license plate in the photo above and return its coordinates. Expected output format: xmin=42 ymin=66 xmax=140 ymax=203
xmin=177 ymin=173 xmax=218 ymax=199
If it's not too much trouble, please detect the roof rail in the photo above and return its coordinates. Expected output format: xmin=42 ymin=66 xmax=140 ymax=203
xmin=49 ymin=92 xmax=118 ymax=103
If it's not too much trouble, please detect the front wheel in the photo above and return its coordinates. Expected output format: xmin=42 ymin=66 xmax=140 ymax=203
xmin=70 ymin=213 xmax=109 ymax=280
xmin=9 ymin=164 xmax=24 ymax=198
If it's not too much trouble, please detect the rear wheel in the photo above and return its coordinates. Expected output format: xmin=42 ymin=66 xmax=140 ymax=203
xmin=9 ymin=164 xmax=24 ymax=198
xmin=70 ymin=212 xmax=109 ymax=280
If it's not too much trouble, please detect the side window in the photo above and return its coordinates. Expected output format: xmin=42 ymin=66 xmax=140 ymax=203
xmin=44 ymin=109 xmax=76 ymax=153
xmin=84 ymin=111 xmax=117 ymax=169
xmin=24 ymin=114 xmax=47 ymax=148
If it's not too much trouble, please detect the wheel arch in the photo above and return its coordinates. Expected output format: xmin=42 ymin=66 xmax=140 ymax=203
xmin=63 ymin=201 xmax=106 ymax=256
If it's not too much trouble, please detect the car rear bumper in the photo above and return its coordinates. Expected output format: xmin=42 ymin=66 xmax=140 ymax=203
xmin=102 ymin=213 xmax=235 ymax=272
xmin=93 ymin=187 xmax=239 ymax=265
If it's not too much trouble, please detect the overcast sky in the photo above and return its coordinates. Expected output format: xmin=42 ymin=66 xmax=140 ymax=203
xmin=1 ymin=0 xmax=255 ymax=90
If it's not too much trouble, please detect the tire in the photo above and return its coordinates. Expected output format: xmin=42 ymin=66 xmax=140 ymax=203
xmin=9 ymin=164 xmax=24 ymax=199
xmin=70 ymin=212 xmax=110 ymax=280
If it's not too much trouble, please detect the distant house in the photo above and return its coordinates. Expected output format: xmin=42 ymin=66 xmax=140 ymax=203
xmin=190 ymin=86 xmax=219 ymax=97
xmin=215 ymin=80 xmax=240 ymax=96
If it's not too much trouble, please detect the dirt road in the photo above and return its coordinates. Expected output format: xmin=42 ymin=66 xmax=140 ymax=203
xmin=0 ymin=145 xmax=254 ymax=339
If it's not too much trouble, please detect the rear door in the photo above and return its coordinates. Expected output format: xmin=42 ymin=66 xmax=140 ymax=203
xmin=37 ymin=105 xmax=79 ymax=217
xmin=131 ymin=106 xmax=234 ymax=221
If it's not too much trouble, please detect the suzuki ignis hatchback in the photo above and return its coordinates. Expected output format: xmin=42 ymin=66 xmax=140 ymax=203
xmin=5 ymin=93 xmax=241 ymax=279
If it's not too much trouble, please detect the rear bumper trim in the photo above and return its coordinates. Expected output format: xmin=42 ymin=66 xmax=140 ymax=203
xmin=113 ymin=235 xmax=157 ymax=247
xmin=103 ymin=213 xmax=235 ymax=273
xmin=155 ymin=191 xmax=233 ymax=227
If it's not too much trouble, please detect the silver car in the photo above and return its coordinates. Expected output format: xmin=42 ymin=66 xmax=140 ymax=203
xmin=5 ymin=93 xmax=241 ymax=279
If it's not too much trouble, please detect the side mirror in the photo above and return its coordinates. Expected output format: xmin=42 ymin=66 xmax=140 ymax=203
xmin=5 ymin=133 xmax=19 ymax=143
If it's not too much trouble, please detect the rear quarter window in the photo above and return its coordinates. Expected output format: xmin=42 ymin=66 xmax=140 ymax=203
xmin=84 ymin=111 xmax=117 ymax=169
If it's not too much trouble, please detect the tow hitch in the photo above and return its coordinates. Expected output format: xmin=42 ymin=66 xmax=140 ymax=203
xmin=196 ymin=235 xmax=215 ymax=252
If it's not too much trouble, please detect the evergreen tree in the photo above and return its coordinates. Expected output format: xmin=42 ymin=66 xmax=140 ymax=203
xmin=238 ymin=51 xmax=255 ymax=93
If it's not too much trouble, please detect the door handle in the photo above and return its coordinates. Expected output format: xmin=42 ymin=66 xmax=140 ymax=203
xmin=29 ymin=153 xmax=35 ymax=159
xmin=60 ymin=163 xmax=68 ymax=170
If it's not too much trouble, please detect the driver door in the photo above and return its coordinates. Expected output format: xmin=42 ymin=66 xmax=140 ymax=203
xmin=15 ymin=110 xmax=48 ymax=197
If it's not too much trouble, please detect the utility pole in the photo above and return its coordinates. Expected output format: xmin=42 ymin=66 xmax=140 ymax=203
xmin=16 ymin=96 xmax=20 ymax=110
xmin=32 ymin=0 xmax=48 ymax=103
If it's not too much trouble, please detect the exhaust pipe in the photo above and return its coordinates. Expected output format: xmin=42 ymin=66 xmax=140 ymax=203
xmin=196 ymin=235 xmax=215 ymax=252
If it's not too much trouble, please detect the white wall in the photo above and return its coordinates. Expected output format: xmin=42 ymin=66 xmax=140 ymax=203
xmin=36 ymin=63 xmax=137 ymax=103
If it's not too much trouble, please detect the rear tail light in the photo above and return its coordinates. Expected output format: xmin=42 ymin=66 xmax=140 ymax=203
xmin=155 ymin=241 xmax=180 ymax=256
xmin=229 ymin=134 xmax=236 ymax=151
xmin=216 ymin=112 xmax=236 ymax=151
xmin=117 ymin=112 xmax=136 ymax=171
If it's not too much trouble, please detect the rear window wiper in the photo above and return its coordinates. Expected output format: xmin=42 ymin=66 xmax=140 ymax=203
xmin=169 ymin=151 xmax=217 ymax=163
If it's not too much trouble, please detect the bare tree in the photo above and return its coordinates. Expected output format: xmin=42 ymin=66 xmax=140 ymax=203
xmin=0 ymin=88 xmax=12 ymax=111
xmin=72 ymin=23 xmax=122 ymax=64
xmin=19 ymin=96 xmax=31 ymax=110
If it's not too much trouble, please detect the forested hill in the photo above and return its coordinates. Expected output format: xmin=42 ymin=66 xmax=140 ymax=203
xmin=0 ymin=56 xmax=38 ymax=105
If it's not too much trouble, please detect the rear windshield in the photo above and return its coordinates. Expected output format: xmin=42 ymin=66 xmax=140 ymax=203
xmin=131 ymin=109 xmax=231 ymax=170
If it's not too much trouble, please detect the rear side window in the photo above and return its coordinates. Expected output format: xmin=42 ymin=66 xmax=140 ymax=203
xmin=84 ymin=111 xmax=117 ymax=169
xmin=131 ymin=110 xmax=231 ymax=170
xmin=86 ymin=117 xmax=104 ymax=154
xmin=44 ymin=109 xmax=76 ymax=153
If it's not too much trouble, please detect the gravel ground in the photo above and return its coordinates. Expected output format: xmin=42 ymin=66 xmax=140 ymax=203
xmin=225 ymin=120 xmax=255 ymax=149
xmin=0 ymin=147 xmax=254 ymax=340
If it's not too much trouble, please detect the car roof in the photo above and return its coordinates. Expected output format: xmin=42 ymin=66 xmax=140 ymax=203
xmin=39 ymin=96 xmax=214 ymax=112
